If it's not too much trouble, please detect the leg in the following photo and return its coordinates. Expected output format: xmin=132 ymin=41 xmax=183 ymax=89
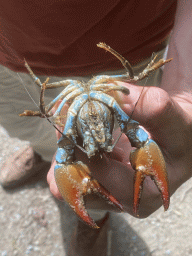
xmin=68 ymin=212 xmax=110 ymax=256
xmin=89 ymin=74 xmax=129 ymax=85
xmin=97 ymin=42 xmax=134 ymax=78
xmin=97 ymin=42 xmax=172 ymax=84
xmin=20 ymin=67 xmax=84 ymax=118
xmin=25 ymin=60 xmax=82 ymax=89
xmin=0 ymin=65 xmax=52 ymax=188
xmin=45 ymin=82 xmax=83 ymax=113
xmin=53 ymin=89 xmax=86 ymax=126
xmin=90 ymin=83 xmax=129 ymax=95
xmin=0 ymin=64 xmax=57 ymax=160
xmin=20 ymin=86 xmax=85 ymax=120
xmin=19 ymin=77 xmax=52 ymax=117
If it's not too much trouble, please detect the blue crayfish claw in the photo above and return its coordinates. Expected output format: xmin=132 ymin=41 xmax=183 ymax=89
xmin=129 ymin=139 xmax=169 ymax=216
xmin=54 ymin=161 xmax=123 ymax=229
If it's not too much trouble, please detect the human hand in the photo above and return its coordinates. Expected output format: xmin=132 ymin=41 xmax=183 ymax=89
xmin=47 ymin=82 xmax=192 ymax=218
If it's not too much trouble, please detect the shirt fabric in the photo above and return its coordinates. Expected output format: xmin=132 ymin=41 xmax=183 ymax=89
xmin=0 ymin=0 xmax=177 ymax=76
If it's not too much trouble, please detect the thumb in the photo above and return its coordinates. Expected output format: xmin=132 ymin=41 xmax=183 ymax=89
xmin=116 ymin=82 xmax=172 ymax=128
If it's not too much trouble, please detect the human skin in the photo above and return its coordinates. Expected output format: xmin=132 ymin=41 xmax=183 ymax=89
xmin=47 ymin=0 xmax=192 ymax=218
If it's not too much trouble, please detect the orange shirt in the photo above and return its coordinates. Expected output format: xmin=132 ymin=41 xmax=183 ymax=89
xmin=0 ymin=0 xmax=177 ymax=76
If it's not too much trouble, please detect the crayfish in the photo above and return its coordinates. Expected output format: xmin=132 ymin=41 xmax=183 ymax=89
xmin=20 ymin=43 xmax=172 ymax=228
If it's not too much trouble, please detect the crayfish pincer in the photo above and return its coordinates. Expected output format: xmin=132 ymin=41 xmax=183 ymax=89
xmin=20 ymin=43 xmax=172 ymax=228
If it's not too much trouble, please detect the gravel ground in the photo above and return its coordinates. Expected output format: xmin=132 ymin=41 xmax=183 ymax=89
xmin=0 ymin=125 xmax=192 ymax=256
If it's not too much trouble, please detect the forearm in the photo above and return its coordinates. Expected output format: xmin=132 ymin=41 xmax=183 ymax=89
xmin=161 ymin=0 xmax=192 ymax=101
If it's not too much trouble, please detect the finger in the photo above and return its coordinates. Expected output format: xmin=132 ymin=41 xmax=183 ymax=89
xmin=116 ymin=82 xmax=171 ymax=126
xmin=109 ymin=129 xmax=131 ymax=163
xmin=47 ymin=159 xmax=64 ymax=201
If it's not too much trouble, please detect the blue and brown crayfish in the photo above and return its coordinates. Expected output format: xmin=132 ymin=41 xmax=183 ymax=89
xmin=20 ymin=43 xmax=172 ymax=228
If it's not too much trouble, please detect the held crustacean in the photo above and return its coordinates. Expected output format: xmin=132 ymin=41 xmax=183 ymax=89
xmin=20 ymin=43 xmax=172 ymax=229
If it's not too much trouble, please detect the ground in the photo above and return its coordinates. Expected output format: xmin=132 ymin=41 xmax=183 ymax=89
xmin=0 ymin=125 xmax=192 ymax=256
